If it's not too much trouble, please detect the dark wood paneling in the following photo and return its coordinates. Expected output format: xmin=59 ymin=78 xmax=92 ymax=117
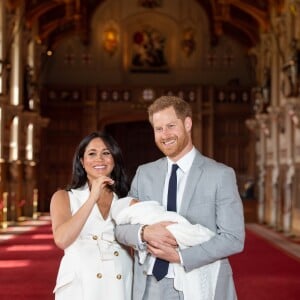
xmin=105 ymin=121 xmax=162 ymax=183
xmin=213 ymin=103 xmax=253 ymax=193
xmin=38 ymin=103 xmax=84 ymax=212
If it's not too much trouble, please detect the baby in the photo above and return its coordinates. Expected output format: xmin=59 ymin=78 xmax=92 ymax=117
xmin=112 ymin=197 xmax=215 ymax=248
xmin=111 ymin=197 xmax=220 ymax=300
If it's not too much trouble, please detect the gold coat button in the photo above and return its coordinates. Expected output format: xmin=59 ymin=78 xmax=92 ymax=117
xmin=96 ymin=273 xmax=102 ymax=278
xmin=114 ymin=251 xmax=119 ymax=256
xmin=116 ymin=274 xmax=122 ymax=280
xmin=92 ymin=235 xmax=98 ymax=240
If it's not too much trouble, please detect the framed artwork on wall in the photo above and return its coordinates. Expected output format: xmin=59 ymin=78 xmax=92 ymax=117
xmin=130 ymin=25 xmax=169 ymax=73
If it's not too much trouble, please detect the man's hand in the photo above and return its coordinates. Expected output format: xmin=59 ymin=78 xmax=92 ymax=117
xmin=143 ymin=221 xmax=177 ymax=247
xmin=147 ymin=241 xmax=180 ymax=263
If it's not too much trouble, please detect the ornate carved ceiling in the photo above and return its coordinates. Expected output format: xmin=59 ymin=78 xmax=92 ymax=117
xmin=7 ymin=0 xmax=284 ymax=49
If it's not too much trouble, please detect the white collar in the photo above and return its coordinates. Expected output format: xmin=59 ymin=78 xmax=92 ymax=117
xmin=167 ymin=146 xmax=196 ymax=173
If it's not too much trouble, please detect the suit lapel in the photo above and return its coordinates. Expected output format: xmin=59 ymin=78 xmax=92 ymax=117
xmin=153 ymin=158 xmax=168 ymax=205
xmin=179 ymin=151 xmax=205 ymax=216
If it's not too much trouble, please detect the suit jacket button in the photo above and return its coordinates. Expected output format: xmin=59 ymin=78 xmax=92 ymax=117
xmin=116 ymin=274 xmax=122 ymax=280
xmin=96 ymin=273 xmax=102 ymax=278
xmin=114 ymin=251 xmax=119 ymax=256
xmin=143 ymin=271 xmax=147 ymax=276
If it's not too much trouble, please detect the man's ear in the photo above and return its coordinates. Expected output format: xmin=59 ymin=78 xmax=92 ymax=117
xmin=184 ymin=116 xmax=192 ymax=131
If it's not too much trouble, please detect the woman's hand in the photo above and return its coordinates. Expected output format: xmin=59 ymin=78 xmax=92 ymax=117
xmin=89 ymin=176 xmax=115 ymax=203
xmin=51 ymin=176 xmax=115 ymax=250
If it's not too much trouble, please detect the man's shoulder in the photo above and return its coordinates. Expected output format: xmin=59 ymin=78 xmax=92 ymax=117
xmin=138 ymin=157 xmax=166 ymax=169
xmin=195 ymin=151 xmax=234 ymax=172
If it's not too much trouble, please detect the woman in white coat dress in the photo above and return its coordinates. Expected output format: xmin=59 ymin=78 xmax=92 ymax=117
xmin=50 ymin=132 xmax=133 ymax=300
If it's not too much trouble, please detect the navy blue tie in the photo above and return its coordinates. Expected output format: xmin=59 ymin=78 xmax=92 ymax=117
xmin=152 ymin=164 xmax=179 ymax=281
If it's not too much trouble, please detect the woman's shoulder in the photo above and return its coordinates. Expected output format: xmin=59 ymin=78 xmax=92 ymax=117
xmin=51 ymin=189 xmax=69 ymax=203
xmin=50 ymin=189 xmax=70 ymax=213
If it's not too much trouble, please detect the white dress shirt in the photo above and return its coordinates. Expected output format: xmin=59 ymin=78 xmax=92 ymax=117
xmin=147 ymin=146 xmax=196 ymax=277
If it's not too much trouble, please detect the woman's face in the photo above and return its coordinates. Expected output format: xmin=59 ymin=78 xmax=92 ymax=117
xmin=81 ymin=137 xmax=115 ymax=181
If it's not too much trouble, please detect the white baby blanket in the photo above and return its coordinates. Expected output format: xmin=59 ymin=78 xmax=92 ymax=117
xmin=111 ymin=198 xmax=220 ymax=300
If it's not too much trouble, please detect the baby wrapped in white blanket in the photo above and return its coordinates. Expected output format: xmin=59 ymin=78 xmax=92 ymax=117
xmin=111 ymin=197 xmax=220 ymax=300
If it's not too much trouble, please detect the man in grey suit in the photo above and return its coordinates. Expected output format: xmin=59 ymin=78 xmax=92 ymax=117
xmin=115 ymin=95 xmax=245 ymax=300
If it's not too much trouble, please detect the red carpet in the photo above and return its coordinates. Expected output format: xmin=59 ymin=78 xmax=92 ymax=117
xmin=230 ymin=229 xmax=300 ymax=300
xmin=1 ymin=222 xmax=300 ymax=299
xmin=0 ymin=221 xmax=63 ymax=300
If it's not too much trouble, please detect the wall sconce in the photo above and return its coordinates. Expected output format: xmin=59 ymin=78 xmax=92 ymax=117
xmin=181 ymin=27 xmax=196 ymax=57
xmin=103 ymin=26 xmax=119 ymax=56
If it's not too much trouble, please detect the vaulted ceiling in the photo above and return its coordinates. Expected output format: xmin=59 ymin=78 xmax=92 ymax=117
xmin=8 ymin=0 xmax=284 ymax=50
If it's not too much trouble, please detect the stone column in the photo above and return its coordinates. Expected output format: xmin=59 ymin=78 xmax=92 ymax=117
xmin=267 ymin=106 xmax=281 ymax=227
xmin=0 ymin=0 xmax=7 ymax=95
xmin=0 ymin=158 xmax=8 ymax=225
xmin=0 ymin=2 xmax=8 ymax=204
xmin=256 ymin=114 xmax=269 ymax=223
xmin=9 ymin=3 xmax=23 ymax=106
xmin=8 ymin=160 xmax=23 ymax=222
xmin=23 ymin=161 xmax=37 ymax=217
xmin=26 ymin=23 xmax=41 ymax=111
xmin=283 ymin=102 xmax=297 ymax=233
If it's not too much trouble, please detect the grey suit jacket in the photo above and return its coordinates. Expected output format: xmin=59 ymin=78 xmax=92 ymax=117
xmin=115 ymin=150 xmax=245 ymax=300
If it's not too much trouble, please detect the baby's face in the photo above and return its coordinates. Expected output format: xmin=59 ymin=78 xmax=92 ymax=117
xmin=130 ymin=199 xmax=140 ymax=206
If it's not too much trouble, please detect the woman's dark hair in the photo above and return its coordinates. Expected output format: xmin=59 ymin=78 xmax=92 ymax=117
xmin=67 ymin=131 xmax=129 ymax=198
